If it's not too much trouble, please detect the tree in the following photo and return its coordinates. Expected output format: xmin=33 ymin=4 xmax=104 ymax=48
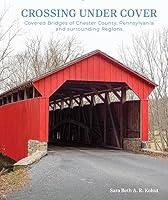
xmin=0 ymin=9 xmax=20 ymax=92
xmin=6 ymin=35 xmax=84 ymax=89
xmin=119 ymin=29 xmax=168 ymax=150
xmin=119 ymin=29 xmax=168 ymax=100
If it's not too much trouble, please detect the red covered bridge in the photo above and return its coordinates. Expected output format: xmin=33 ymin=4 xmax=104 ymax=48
xmin=0 ymin=50 xmax=156 ymax=161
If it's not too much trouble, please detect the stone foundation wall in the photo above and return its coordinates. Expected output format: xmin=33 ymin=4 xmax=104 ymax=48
xmin=28 ymin=140 xmax=47 ymax=156
xmin=123 ymin=138 xmax=142 ymax=152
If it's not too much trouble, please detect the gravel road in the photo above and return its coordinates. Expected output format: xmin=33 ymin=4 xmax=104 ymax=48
xmin=8 ymin=146 xmax=168 ymax=200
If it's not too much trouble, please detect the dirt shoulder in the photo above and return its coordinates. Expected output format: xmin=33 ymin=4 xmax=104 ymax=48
xmin=0 ymin=169 xmax=30 ymax=199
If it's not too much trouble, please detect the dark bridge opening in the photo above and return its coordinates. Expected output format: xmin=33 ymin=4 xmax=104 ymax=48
xmin=48 ymin=80 xmax=140 ymax=149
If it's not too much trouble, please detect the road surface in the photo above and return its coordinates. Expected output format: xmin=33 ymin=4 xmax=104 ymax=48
xmin=8 ymin=146 xmax=168 ymax=200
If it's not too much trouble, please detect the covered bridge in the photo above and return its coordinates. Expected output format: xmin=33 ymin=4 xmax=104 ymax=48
xmin=0 ymin=50 xmax=156 ymax=161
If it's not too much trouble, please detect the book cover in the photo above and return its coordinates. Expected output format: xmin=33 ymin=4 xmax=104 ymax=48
xmin=0 ymin=1 xmax=167 ymax=200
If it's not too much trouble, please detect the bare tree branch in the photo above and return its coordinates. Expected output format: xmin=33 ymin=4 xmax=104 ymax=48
xmin=0 ymin=9 xmax=20 ymax=91
xmin=6 ymin=35 xmax=84 ymax=88
xmin=119 ymin=29 xmax=168 ymax=151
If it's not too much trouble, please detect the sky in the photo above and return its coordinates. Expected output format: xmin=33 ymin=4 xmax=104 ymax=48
xmin=1 ymin=0 xmax=168 ymax=59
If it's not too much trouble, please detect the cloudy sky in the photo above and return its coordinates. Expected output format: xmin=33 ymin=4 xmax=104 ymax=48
xmin=1 ymin=0 xmax=167 ymax=58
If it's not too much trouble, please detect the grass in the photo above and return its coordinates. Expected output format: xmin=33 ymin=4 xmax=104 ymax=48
xmin=148 ymin=131 xmax=168 ymax=151
xmin=0 ymin=154 xmax=30 ymax=199
xmin=0 ymin=168 xmax=30 ymax=199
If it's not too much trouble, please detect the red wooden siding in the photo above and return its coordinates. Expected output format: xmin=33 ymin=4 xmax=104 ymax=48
xmin=0 ymin=98 xmax=48 ymax=161
xmin=140 ymin=100 xmax=149 ymax=141
xmin=34 ymin=54 xmax=155 ymax=100
xmin=33 ymin=54 xmax=154 ymax=142
xmin=0 ymin=51 xmax=155 ymax=161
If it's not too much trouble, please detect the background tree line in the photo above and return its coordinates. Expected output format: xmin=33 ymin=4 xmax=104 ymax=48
xmin=0 ymin=10 xmax=83 ymax=92
xmin=119 ymin=29 xmax=168 ymax=150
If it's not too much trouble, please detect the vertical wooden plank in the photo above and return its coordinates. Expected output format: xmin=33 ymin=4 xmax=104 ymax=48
xmin=103 ymin=93 xmax=107 ymax=145
xmin=81 ymin=59 xmax=88 ymax=80
xmin=99 ymin=56 xmax=105 ymax=81
xmin=57 ymin=71 xmax=64 ymax=89
xmin=104 ymin=61 xmax=111 ymax=81
xmin=119 ymin=87 xmax=126 ymax=146
xmin=63 ymin=67 xmax=70 ymax=81
xmin=88 ymin=57 xmax=94 ymax=80
xmin=70 ymin=65 xmax=75 ymax=80
xmin=140 ymin=99 xmax=149 ymax=141
xmin=75 ymin=62 xmax=82 ymax=80
xmin=94 ymin=55 xmax=100 ymax=81
xmin=107 ymin=93 xmax=120 ymax=148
